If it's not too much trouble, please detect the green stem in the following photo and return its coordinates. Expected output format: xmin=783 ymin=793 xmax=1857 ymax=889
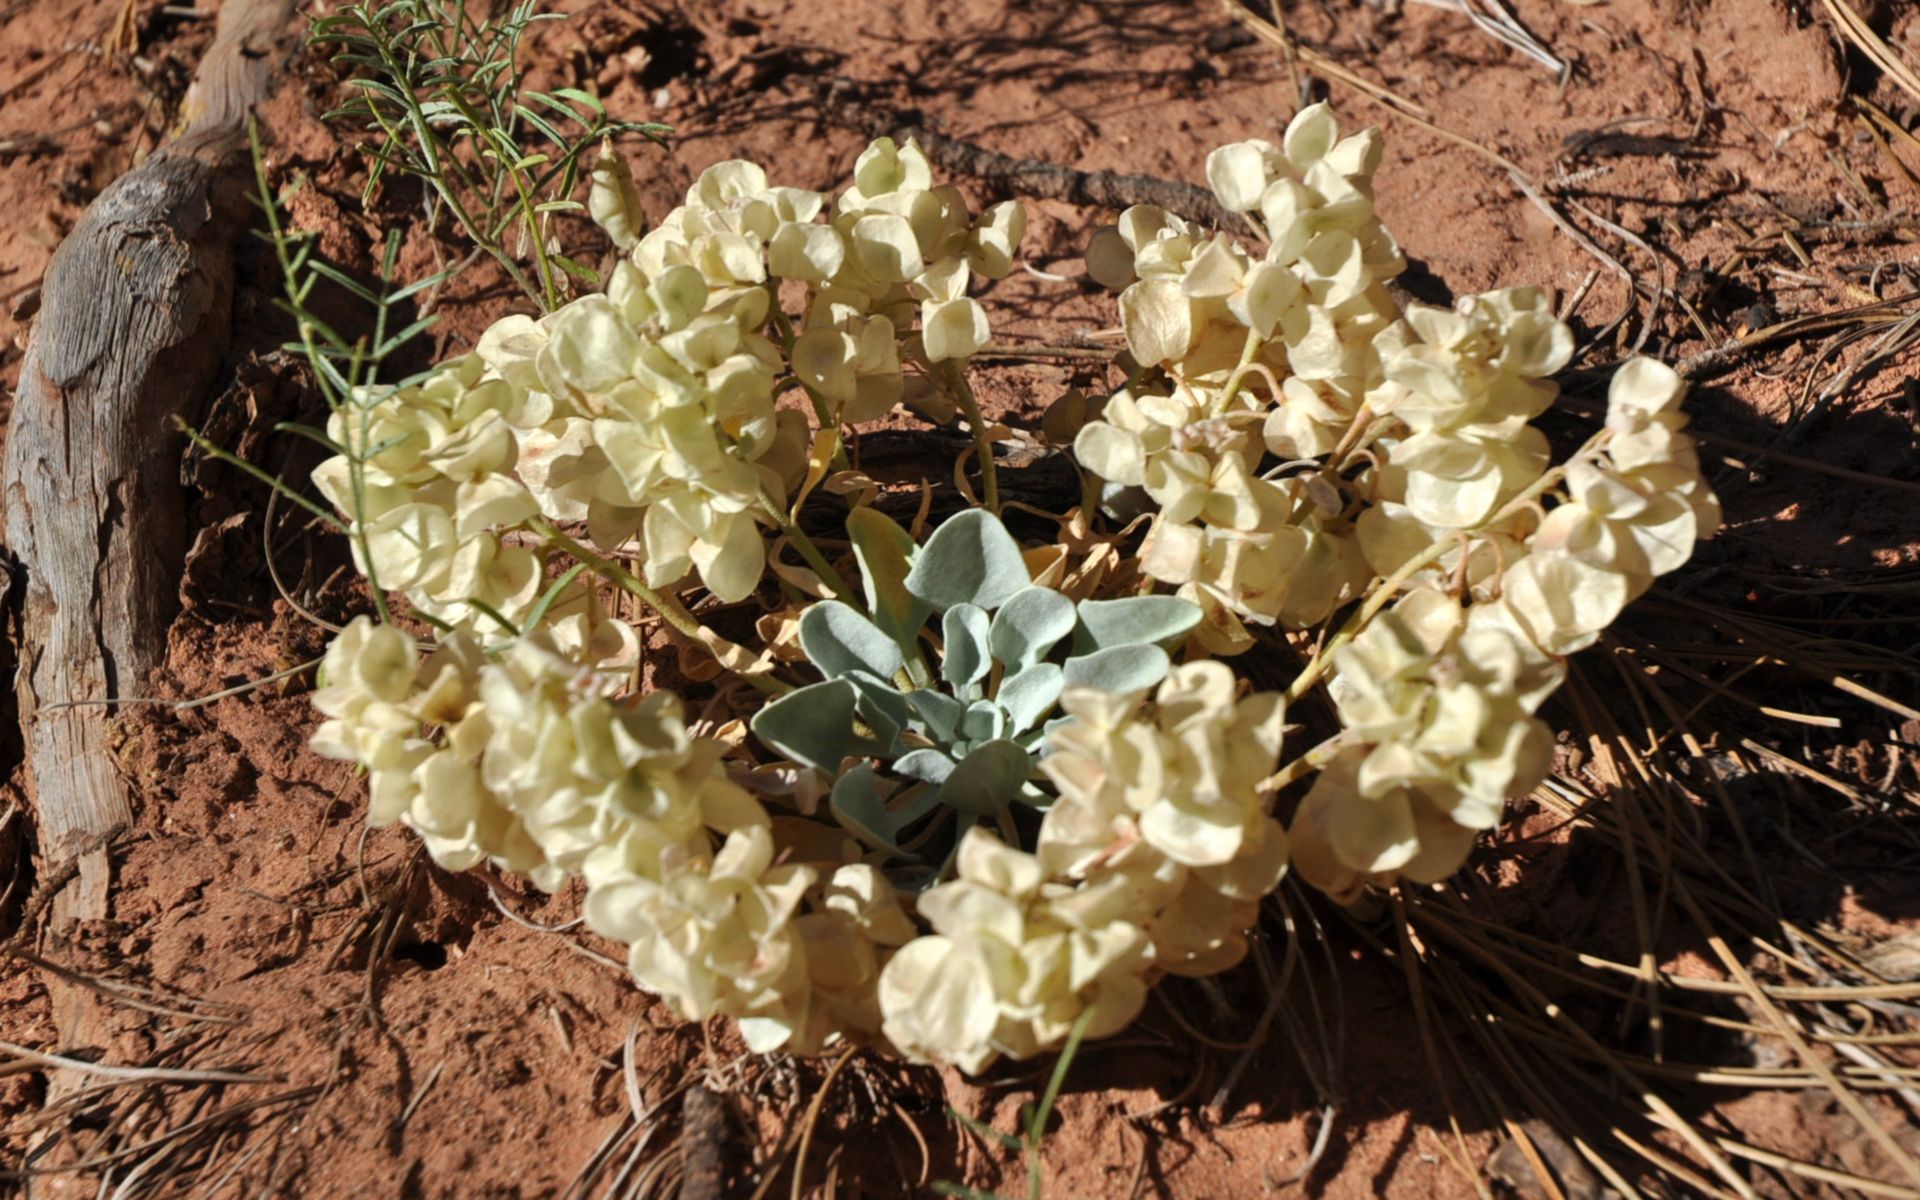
xmin=175 ymin=421 xmax=344 ymax=533
xmin=760 ymin=493 xmax=861 ymax=607
xmin=1025 ymin=1005 xmax=1097 ymax=1200
xmin=500 ymin=157 xmax=560 ymax=309
xmin=942 ymin=361 xmax=999 ymax=513
xmin=360 ymin=35 xmax=547 ymax=309
xmin=1210 ymin=325 xmax=1267 ymax=416
xmin=531 ymin=520 xmax=790 ymax=695
xmin=248 ymin=119 xmax=393 ymax=626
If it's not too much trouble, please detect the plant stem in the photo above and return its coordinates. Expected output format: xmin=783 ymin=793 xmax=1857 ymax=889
xmin=358 ymin=28 xmax=549 ymax=309
xmin=249 ymin=120 xmax=394 ymax=625
xmin=1025 ymin=1005 xmax=1096 ymax=1200
xmin=760 ymin=494 xmax=861 ymax=607
xmin=1211 ymin=325 xmax=1267 ymax=415
xmin=942 ymin=361 xmax=999 ymax=513
xmin=531 ymin=520 xmax=791 ymax=695
xmin=499 ymin=154 xmax=560 ymax=309
xmin=1258 ymin=732 xmax=1348 ymax=795
xmin=176 ymin=419 xmax=345 ymax=533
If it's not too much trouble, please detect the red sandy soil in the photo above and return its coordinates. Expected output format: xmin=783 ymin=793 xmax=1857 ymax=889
xmin=3 ymin=0 xmax=1919 ymax=1197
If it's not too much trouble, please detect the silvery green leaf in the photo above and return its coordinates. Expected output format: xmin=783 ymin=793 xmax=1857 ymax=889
xmin=988 ymin=587 xmax=1076 ymax=672
xmin=829 ymin=764 xmax=891 ymax=848
xmin=907 ymin=689 xmax=965 ymax=742
xmin=845 ymin=670 xmax=910 ymax=757
xmin=750 ymin=678 xmax=863 ymax=771
xmin=1073 ymin=595 xmax=1203 ymax=652
xmin=1062 ymin=643 xmax=1171 ymax=694
xmin=941 ymin=604 xmax=991 ymax=698
xmin=940 ymin=739 xmax=1032 ymax=816
xmin=830 ymin=764 xmax=942 ymax=855
xmin=799 ymin=600 xmax=905 ymax=680
xmin=996 ymin=662 xmax=1064 ymax=733
xmin=847 ymin=506 xmax=930 ymax=657
xmin=905 ymin=509 xmax=1031 ymax=611
xmin=960 ymin=700 xmax=1006 ymax=744
xmin=894 ymin=748 xmax=957 ymax=785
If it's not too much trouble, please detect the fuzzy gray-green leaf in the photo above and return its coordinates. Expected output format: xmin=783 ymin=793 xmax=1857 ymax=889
xmin=941 ymin=604 xmax=991 ymax=698
xmin=750 ymin=678 xmax=863 ymax=771
xmin=940 ymin=739 xmax=1032 ymax=816
xmin=989 ymin=587 xmax=1076 ymax=672
xmin=1062 ymin=643 xmax=1171 ymax=695
xmin=800 ymin=600 xmax=905 ymax=680
xmin=1073 ymin=595 xmax=1202 ymax=653
xmin=960 ymin=700 xmax=1007 ymax=744
xmin=894 ymin=748 xmax=957 ymax=785
xmin=848 ymin=506 xmax=930 ymax=657
xmin=905 ymin=510 xmax=1031 ymax=612
xmin=996 ymin=663 xmax=1065 ymax=733
xmin=908 ymin=689 xmax=966 ymax=742
xmin=846 ymin=670 xmax=911 ymax=758
xmin=830 ymin=765 xmax=942 ymax=855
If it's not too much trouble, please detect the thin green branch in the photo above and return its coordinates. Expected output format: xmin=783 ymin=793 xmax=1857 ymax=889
xmin=530 ymin=520 xmax=791 ymax=695
xmin=761 ymin=492 xmax=861 ymax=608
xmin=175 ymin=420 xmax=345 ymax=533
xmin=941 ymin=360 xmax=1000 ymax=513
xmin=316 ymin=0 xmax=669 ymax=314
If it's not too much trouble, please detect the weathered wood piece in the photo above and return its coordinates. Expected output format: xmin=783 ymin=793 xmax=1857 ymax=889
xmin=824 ymin=83 xmax=1242 ymax=230
xmin=2 ymin=0 xmax=295 ymax=932
xmin=679 ymin=1082 xmax=732 ymax=1200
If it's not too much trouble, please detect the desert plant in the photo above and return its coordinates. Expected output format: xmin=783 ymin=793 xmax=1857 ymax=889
xmin=274 ymin=94 xmax=1718 ymax=1073
xmin=751 ymin=507 xmax=1202 ymax=875
xmin=313 ymin=0 xmax=669 ymax=309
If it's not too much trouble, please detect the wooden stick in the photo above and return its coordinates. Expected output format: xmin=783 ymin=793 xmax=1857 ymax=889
xmin=822 ymin=82 xmax=1242 ymax=231
xmin=1 ymin=0 xmax=296 ymax=1044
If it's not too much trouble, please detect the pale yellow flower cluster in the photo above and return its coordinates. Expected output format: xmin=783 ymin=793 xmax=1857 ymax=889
xmin=472 ymin=260 xmax=803 ymax=604
xmin=879 ymin=827 xmax=1151 ymax=1073
xmin=313 ymin=357 xmax=545 ymax=629
xmin=587 ymin=826 xmax=919 ymax=1054
xmin=878 ymin=664 xmax=1289 ymax=1070
xmin=1073 ymin=104 xmax=1404 ymax=651
xmin=630 ymin=138 xmax=1023 ymax=422
xmin=316 ymin=140 xmax=1022 ymax=609
xmin=1494 ymin=357 xmax=1722 ymax=654
xmin=1355 ymin=288 xmax=1573 ymax=581
xmin=301 ymin=108 xmax=1731 ymax=1073
xmin=310 ymin=616 xmax=920 ymax=1055
xmin=1290 ymin=590 xmax=1553 ymax=901
xmin=1285 ymin=355 xmax=1716 ymax=902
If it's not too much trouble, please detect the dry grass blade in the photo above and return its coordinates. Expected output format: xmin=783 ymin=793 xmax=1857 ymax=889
xmin=0 ymin=1040 xmax=269 ymax=1085
xmin=1405 ymin=0 xmax=1566 ymax=77
xmin=1676 ymin=883 xmax=1920 ymax=1189
xmin=1369 ymin=555 xmax=1920 ymax=1197
xmin=1822 ymin=0 xmax=1920 ymax=104
xmin=1217 ymin=0 xmax=1432 ymax=119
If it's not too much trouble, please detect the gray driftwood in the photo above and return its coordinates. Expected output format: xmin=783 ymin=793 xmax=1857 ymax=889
xmin=3 ymin=0 xmax=295 ymax=938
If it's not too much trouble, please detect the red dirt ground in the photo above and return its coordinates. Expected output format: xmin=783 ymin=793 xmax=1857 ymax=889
xmin=3 ymin=0 xmax=1919 ymax=1197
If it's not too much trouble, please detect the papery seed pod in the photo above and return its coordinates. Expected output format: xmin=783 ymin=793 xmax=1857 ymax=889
xmin=588 ymin=139 xmax=646 ymax=250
